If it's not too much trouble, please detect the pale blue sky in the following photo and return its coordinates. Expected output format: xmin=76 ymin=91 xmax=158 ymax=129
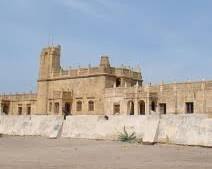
xmin=0 ymin=0 xmax=212 ymax=93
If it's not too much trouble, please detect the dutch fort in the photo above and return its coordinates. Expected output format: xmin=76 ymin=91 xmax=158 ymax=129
xmin=0 ymin=45 xmax=211 ymax=117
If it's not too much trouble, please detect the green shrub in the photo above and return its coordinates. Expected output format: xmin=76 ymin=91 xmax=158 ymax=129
xmin=118 ymin=126 xmax=136 ymax=143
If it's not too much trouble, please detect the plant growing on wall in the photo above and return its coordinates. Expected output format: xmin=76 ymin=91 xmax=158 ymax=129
xmin=118 ymin=126 xmax=136 ymax=143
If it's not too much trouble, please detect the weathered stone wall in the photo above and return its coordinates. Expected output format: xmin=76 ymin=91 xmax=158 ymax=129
xmin=61 ymin=114 xmax=212 ymax=147
xmin=62 ymin=115 xmax=147 ymax=140
xmin=158 ymin=114 xmax=212 ymax=147
xmin=47 ymin=76 xmax=107 ymax=115
xmin=1 ymin=114 xmax=212 ymax=147
xmin=104 ymin=80 xmax=212 ymax=116
xmin=0 ymin=115 xmax=63 ymax=138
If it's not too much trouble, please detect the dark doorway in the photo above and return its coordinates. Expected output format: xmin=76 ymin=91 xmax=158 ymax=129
xmin=116 ymin=78 xmax=121 ymax=87
xmin=64 ymin=103 xmax=71 ymax=115
xmin=159 ymin=103 xmax=166 ymax=114
xmin=186 ymin=102 xmax=194 ymax=114
xmin=18 ymin=106 xmax=22 ymax=115
xmin=138 ymin=100 xmax=145 ymax=115
xmin=2 ymin=102 xmax=10 ymax=115
xmin=128 ymin=101 xmax=134 ymax=115
xmin=27 ymin=105 xmax=31 ymax=115
xmin=151 ymin=101 xmax=156 ymax=112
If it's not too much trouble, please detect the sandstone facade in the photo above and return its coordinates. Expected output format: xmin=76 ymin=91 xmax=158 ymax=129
xmin=0 ymin=45 xmax=212 ymax=116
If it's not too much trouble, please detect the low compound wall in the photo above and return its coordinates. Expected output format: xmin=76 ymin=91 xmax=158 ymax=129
xmin=62 ymin=114 xmax=212 ymax=147
xmin=0 ymin=115 xmax=63 ymax=138
xmin=0 ymin=114 xmax=212 ymax=147
xmin=158 ymin=114 xmax=212 ymax=147
xmin=62 ymin=115 xmax=146 ymax=140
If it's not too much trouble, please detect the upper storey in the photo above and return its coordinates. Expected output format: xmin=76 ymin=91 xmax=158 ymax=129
xmin=38 ymin=45 xmax=143 ymax=85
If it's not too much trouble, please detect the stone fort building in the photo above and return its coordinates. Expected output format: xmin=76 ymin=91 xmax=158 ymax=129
xmin=0 ymin=45 xmax=212 ymax=116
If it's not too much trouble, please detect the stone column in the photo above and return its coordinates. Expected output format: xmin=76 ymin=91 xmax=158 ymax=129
xmin=202 ymin=80 xmax=206 ymax=113
xmin=134 ymin=85 xmax=139 ymax=115
xmin=156 ymin=104 xmax=160 ymax=114
xmin=146 ymin=88 xmax=150 ymax=115
xmin=174 ymin=82 xmax=178 ymax=114
xmin=0 ymin=102 xmax=2 ymax=115
xmin=134 ymin=99 xmax=139 ymax=115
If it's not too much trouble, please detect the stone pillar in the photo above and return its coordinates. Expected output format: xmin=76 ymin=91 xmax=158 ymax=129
xmin=174 ymin=82 xmax=178 ymax=114
xmin=146 ymin=87 xmax=150 ymax=115
xmin=0 ymin=102 xmax=2 ymax=115
xmin=134 ymin=99 xmax=139 ymax=115
xmin=202 ymin=80 xmax=206 ymax=113
xmin=156 ymin=104 xmax=160 ymax=114
xmin=134 ymin=84 xmax=139 ymax=115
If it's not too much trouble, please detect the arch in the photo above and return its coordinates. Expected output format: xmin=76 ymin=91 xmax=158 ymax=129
xmin=113 ymin=104 xmax=120 ymax=115
xmin=54 ymin=102 xmax=59 ymax=114
xmin=138 ymin=100 xmax=145 ymax=115
xmin=76 ymin=101 xmax=82 ymax=112
xmin=88 ymin=100 xmax=94 ymax=111
xmin=127 ymin=101 xmax=134 ymax=115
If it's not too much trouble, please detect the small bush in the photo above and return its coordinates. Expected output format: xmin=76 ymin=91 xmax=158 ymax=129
xmin=118 ymin=126 xmax=136 ymax=143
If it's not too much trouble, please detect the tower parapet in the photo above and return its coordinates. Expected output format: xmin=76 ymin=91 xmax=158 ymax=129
xmin=39 ymin=45 xmax=61 ymax=80
xmin=99 ymin=55 xmax=110 ymax=68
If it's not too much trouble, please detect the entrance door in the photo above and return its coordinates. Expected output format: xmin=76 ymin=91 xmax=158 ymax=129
xmin=159 ymin=103 xmax=166 ymax=114
xmin=128 ymin=101 xmax=134 ymax=115
xmin=186 ymin=102 xmax=194 ymax=114
xmin=64 ymin=103 xmax=71 ymax=115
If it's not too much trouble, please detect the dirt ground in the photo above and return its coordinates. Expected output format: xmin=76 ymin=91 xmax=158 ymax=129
xmin=0 ymin=136 xmax=212 ymax=169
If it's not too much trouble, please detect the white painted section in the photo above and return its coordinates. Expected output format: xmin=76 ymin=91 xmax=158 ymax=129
xmin=62 ymin=115 xmax=147 ymax=140
xmin=142 ymin=115 xmax=160 ymax=143
xmin=0 ymin=115 xmax=63 ymax=138
xmin=157 ymin=114 xmax=211 ymax=147
xmin=1 ymin=114 xmax=212 ymax=147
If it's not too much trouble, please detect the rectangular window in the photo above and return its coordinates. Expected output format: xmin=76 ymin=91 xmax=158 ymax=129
xmin=159 ymin=103 xmax=166 ymax=114
xmin=113 ymin=104 xmax=120 ymax=115
xmin=186 ymin=102 xmax=194 ymax=114
xmin=88 ymin=101 xmax=94 ymax=111
xmin=54 ymin=102 xmax=60 ymax=114
xmin=76 ymin=101 xmax=82 ymax=112
xmin=49 ymin=102 xmax=52 ymax=112
xmin=27 ymin=104 xmax=31 ymax=115
xmin=18 ymin=105 xmax=22 ymax=115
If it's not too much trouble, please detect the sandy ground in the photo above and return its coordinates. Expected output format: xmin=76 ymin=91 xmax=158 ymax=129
xmin=0 ymin=136 xmax=212 ymax=169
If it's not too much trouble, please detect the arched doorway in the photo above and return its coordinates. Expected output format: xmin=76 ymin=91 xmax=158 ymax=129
xmin=127 ymin=101 xmax=134 ymax=115
xmin=138 ymin=100 xmax=145 ymax=115
xmin=151 ymin=101 xmax=156 ymax=112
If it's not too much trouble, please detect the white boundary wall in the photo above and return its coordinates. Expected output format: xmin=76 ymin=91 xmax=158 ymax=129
xmin=1 ymin=114 xmax=212 ymax=147
xmin=158 ymin=114 xmax=212 ymax=147
xmin=0 ymin=115 xmax=63 ymax=138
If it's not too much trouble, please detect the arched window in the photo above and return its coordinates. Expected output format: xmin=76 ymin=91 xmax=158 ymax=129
xmin=113 ymin=104 xmax=120 ymax=115
xmin=127 ymin=101 xmax=134 ymax=115
xmin=54 ymin=102 xmax=60 ymax=114
xmin=76 ymin=101 xmax=82 ymax=112
xmin=88 ymin=100 xmax=94 ymax=111
xmin=138 ymin=100 xmax=145 ymax=115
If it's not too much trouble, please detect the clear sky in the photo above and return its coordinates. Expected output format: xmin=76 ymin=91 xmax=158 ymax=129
xmin=0 ymin=0 xmax=212 ymax=93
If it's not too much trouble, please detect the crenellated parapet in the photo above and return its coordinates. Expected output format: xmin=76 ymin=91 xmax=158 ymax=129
xmin=37 ymin=48 xmax=142 ymax=82
xmin=0 ymin=93 xmax=37 ymax=101
xmin=49 ymin=66 xmax=142 ymax=81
